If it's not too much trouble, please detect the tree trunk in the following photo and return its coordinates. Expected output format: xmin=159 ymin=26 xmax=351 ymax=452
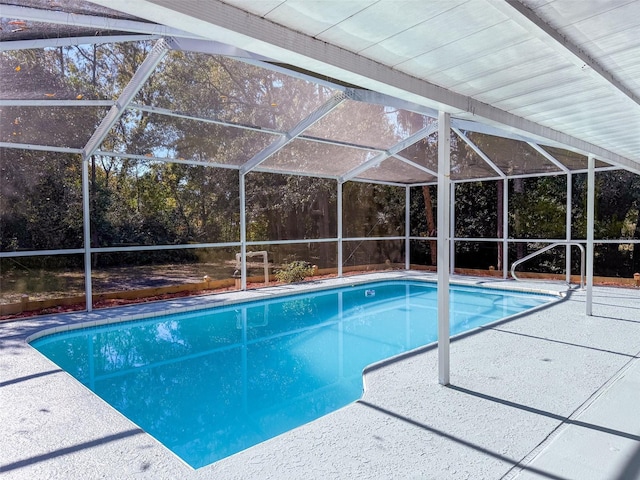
xmin=58 ymin=47 xmax=64 ymax=76
xmin=422 ymin=185 xmax=437 ymax=265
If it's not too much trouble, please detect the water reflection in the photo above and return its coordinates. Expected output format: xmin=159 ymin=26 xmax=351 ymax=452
xmin=32 ymin=282 xmax=552 ymax=468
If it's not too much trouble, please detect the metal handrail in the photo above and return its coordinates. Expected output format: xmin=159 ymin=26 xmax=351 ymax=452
xmin=510 ymin=242 xmax=585 ymax=289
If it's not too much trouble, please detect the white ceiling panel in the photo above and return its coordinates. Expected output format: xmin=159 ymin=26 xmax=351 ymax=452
xmin=359 ymin=2 xmax=508 ymax=67
xmin=571 ymin=125 xmax=640 ymax=142
xmin=479 ymin=73 xmax=603 ymax=108
xmin=526 ymin=102 xmax=629 ymax=127
xmin=395 ymin=20 xmax=527 ymax=78
xmin=580 ymin=25 xmax=640 ymax=53
xmin=541 ymin=0 xmax=640 ymax=40
xmin=506 ymin=87 xmax=616 ymax=118
xmin=529 ymin=0 xmax=635 ymax=28
xmin=432 ymin=40 xmax=560 ymax=94
xmin=261 ymin=1 xmax=375 ymax=37
xmin=219 ymin=0 xmax=284 ymax=17
xmin=581 ymin=30 xmax=640 ymax=91
xmin=472 ymin=66 xmax=583 ymax=101
xmin=317 ymin=0 xmax=469 ymax=53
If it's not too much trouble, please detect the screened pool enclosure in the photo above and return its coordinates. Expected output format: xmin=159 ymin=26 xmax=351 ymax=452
xmin=1 ymin=0 xmax=640 ymax=328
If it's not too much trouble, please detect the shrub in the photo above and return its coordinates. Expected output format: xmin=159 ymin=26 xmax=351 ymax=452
xmin=275 ymin=260 xmax=314 ymax=283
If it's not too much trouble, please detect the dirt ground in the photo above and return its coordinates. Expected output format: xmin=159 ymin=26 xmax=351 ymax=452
xmin=0 ymin=260 xmax=265 ymax=304
xmin=1 ymin=263 xmax=636 ymax=321
xmin=0 ymin=271 xmax=346 ymax=321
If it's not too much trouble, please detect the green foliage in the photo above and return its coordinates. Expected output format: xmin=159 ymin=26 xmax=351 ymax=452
xmin=343 ymin=182 xmax=405 ymax=238
xmin=509 ymin=176 xmax=567 ymax=239
xmin=2 ymin=44 xmax=639 ymax=281
xmin=572 ymin=170 xmax=640 ymax=240
xmin=0 ymin=150 xmax=83 ymax=251
xmin=455 ymin=181 xmax=498 ymax=238
xmin=245 ymin=172 xmax=337 ymax=242
xmin=275 ymin=261 xmax=314 ymax=283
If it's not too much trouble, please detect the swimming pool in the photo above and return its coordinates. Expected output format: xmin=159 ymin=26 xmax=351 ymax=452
xmin=31 ymin=280 xmax=555 ymax=468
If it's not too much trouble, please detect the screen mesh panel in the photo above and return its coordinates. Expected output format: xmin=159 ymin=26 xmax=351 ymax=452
xmin=103 ymin=111 xmax=277 ymax=165
xmin=259 ymin=139 xmax=378 ymax=177
xmin=0 ymin=105 xmax=108 ymax=148
xmin=355 ymin=157 xmax=435 ymax=183
xmin=136 ymin=51 xmax=338 ymax=132
xmin=304 ymin=100 xmax=432 ymax=150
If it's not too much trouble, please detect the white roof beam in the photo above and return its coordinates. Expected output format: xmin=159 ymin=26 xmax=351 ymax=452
xmin=87 ymin=0 xmax=636 ymax=171
xmin=340 ymin=122 xmax=438 ymax=183
xmin=347 ymin=88 xmax=439 ymax=120
xmin=128 ymin=103 xmax=282 ymax=136
xmin=83 ymin=38 xmax=170 ymax=158
xmin=452 ymin=128 xmax=506 ymax=179
xmin=0 ymin=100 xmax=114 ymax=107
xmin=252 ymin=166 xmax=339 ymax=181
xmin=497 ymin=0 xmax=640 ymax=109
xmin=297 ymin=135 xmax=386 ymax=153
xmin=94 ymin=151 xmax=240 ymax=170
xmin=0 ymin=35 xmax=159 ymax=52
xmin=240 ymin=92 xmax=348 ymax=175
xmin=451 ymin=118 xmax=541 ymax=145
xmin=165 ymin=37 xmax=271 ymax=61
xmin=0 ymin=5 xmax=203 ymax=40
xmin=0 ymin=142 xmax=82 ymax=154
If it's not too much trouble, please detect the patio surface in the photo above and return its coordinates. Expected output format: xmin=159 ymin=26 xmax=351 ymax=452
xmin=1 ymin=272 xmax=639 ymax=479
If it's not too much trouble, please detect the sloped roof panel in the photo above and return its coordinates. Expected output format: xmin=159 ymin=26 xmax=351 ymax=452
xmin=354 ymin=157 xmax=435 ymax=184
xmin=1 ymin=106 xmax=109 ymax=148
xmin=259 ymin=139 xmax=378 ymax=177
xmin=303 ymin=100 xmax=430 ymax=151
xmin=102 ymin=110 xmax=276 ymax=165
xmin=136 ymin=51 xmax=338 ymax=133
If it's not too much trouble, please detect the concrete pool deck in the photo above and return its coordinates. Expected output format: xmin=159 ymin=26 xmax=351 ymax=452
xmin=1 ymin=272 xmax=639 ymax=479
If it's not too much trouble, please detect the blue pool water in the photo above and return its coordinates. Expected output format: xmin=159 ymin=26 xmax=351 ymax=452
xmin=31 ymin=281 xmax=554 ymax=468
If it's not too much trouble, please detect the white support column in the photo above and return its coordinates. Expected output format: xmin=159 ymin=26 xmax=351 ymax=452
xmin=586 ymin=156 xmax=595 ymax=315
xmin=239 ymin=173 xmax=247 ymax=290
xmin=338 ymin=181 xmax=343 ymax=277
xmin=81 ymin=155 xmax=93 ymax=312
xmin=437 ymin=111 xmax=451 ymax=386
xmin=405 ymin=186 xmax=411 ymax=270
xmin=503 ymin=178 xmax=509 ymax=279
xmin=566 ymin=173 xmax=573 ymax=284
